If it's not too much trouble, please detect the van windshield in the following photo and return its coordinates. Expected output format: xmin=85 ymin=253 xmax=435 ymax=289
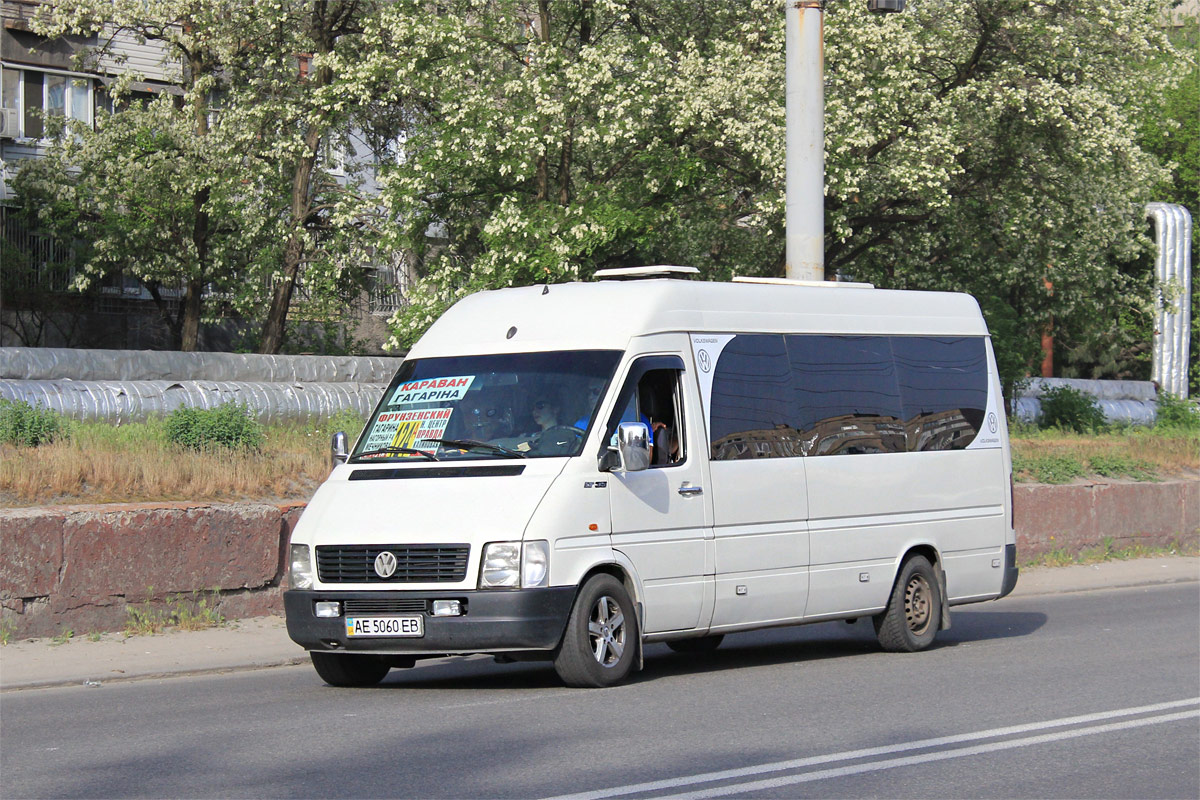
xmin=352 ymin=350 xmax=623 ymax=461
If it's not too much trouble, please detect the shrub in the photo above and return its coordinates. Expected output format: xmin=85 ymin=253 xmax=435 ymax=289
xmin=1155 ymin=393 xmax=1200 ymax=432
xmin=0 ymin=399 xmax=70 ymax=447
xmin=164 ymin=403 xmax=264 ymax=451
xmin=1038 ymin=385 xmax=1107 ymax=433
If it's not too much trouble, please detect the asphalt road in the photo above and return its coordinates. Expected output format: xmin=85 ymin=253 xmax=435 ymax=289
xmin=2 ymin=583 xmax=1197 ymax=799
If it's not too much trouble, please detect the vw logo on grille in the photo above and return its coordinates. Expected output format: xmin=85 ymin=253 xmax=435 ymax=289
xmin=374 ymin=551 xmax=398 ymax=579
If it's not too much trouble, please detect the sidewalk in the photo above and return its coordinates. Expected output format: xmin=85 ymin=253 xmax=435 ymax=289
xmin=2 ymin=556 xmax=1196 ymax=691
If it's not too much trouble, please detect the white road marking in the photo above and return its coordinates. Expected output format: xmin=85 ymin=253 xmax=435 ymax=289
xmin=659 ymin=709 xmax=1199 ymax=799
xmin=543 ymin=698 xmax=1200 ymax=800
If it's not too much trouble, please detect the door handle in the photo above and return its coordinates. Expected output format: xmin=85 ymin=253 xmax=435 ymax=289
xmin=677 ymin=485 xmax=703 ymax=496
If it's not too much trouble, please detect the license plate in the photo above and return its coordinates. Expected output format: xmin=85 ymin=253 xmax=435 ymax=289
xmin=345 ymin=616 xmax=424 ymax=638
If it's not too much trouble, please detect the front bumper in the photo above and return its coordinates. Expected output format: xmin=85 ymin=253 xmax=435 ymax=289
xmin=284 ymin=587 xmax=577 ymax=654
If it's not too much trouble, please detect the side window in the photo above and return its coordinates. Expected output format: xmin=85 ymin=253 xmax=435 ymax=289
xmin=629 ymin=369 xmax=685 ymax=466
xmin=787 ymin=335 xmax=905 ymax=456
xmin=893 ymin=337 xmax=988 ymax=451
xmin=709 ymin=334 xmax=797 ymax=460
xmin=608 ymin=364 xmax=686 ymax=467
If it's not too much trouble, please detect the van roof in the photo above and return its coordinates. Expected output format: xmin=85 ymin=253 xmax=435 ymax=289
xmin=407 ymin=278 xmax=988 ymax=358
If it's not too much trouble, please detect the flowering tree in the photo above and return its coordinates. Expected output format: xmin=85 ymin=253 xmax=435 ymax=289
xmin=367 ymin=0 xmax=787 ymax=347
xmin=19 ymin=0 xmax=386 ymax=352
xmin=18 ymin=0 xmax=268 ymax=350
xmin=373 ymin=0 xmax=1185 ymax=389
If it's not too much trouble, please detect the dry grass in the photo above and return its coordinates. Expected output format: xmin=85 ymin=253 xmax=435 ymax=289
xmin=2 ymin=417 xmax=1196 ymax=506
xmin=1010 ymin=427 xmax=1199 ymax=481
xmin=0 ymin=417 xmax=353 ymax=507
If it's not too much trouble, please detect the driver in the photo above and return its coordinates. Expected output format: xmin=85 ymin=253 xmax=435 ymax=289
xmin=529 ymin=395 xmax=562 ymax=433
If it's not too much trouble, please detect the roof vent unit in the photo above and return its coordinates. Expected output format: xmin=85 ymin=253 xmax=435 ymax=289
xmin=732 ymin=276 xmax=874 ymax=289
xmin=593 ymin=265 xmax=700 ymax=280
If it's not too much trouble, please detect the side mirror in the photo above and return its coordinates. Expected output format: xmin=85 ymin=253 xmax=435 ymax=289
xmin=607 ymin=422 xmax=651 ymax=472
xmin=331 ymin=431 xmax=349 ymax=470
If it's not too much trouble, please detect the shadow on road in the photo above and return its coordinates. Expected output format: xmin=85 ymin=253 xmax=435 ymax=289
xmin=353 ymin=608 xmax=1048 ymax=691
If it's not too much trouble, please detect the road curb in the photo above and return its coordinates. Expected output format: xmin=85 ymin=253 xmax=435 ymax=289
xmin=3 ymin=557 xmax=1196 ymax=693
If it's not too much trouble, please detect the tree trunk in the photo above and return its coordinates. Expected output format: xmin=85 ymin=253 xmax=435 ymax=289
xmin=259 ymin=125 xmax=323 ymax=354
xmin=258 ymin=3 xmax=338 ymax=355
xmin=179 ymin=277 xmax=205 ymax=351
xmin=180 ymin=182 xmax=211 ymax=352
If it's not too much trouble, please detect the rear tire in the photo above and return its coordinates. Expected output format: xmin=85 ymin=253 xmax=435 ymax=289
xmin=666 ymin=635 xmax=724 ymax=654
xmin=554 ymin=574 xmax=638 ymax=687
xmin=874 ymin=555 xmax=941 ymax=652
xmin=310 ymin=652 xmax=392 ymax=687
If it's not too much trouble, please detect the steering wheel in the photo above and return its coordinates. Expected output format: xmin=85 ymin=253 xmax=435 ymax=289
xmin=532 ymin=426 xmax=586 ymax=454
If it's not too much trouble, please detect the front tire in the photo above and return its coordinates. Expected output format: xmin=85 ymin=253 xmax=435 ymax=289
xmin=310 ymin=652 xmax=392 ymax=687
xmin=554 ymin=574 xmax=638 ymax=687
xmin=874 ymin=555 xmax=941 ymax=652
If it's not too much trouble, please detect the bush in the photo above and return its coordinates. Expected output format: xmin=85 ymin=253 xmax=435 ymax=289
xmin=0 ymin=399 xmax=70 ymax=447
xmin=1155 ymin=393 xmax=1200 ymax=432
xmin=1038 ymin=385 xmax=1107 ymax=433
xmin=164 ymin=403 xmax=264 ymax=451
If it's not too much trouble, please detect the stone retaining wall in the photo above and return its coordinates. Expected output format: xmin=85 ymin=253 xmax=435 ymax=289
xmin=2 ymin=481 xmax=1196 ymax=640
xmin=1 ymin=502 xmax=304 ymax=639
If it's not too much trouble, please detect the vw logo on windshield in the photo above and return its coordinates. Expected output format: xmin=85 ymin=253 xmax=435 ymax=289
xmin=374 ymin=551 xmax=398 ymax=579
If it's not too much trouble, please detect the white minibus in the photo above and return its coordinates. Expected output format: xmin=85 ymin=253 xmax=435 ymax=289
xmin=285 ymin=268 xmax=1018 ymax=687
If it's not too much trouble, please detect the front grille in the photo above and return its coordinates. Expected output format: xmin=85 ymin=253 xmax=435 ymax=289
xmin=343 ymin=598 xmax=429 ymax=615
xmin=316 ymin=544 xmax=470 ymax=583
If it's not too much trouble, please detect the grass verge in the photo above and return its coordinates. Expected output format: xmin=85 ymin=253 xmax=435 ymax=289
xmin=1010 ymin=425 xmax=1198 ymax=484
xmin=0 ymin=411 xmax=364 ymax=507
xmin=0 ymin=412 xmax=1194 ymax=505
xmin=1022 ymin=538 xmax=1200 ymax=568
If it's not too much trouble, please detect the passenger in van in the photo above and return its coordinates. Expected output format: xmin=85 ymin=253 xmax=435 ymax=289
xmin=571 ymin=379 xmax=608 ymax=429
xmin=462 ymin=400 xmax=510 ymax=440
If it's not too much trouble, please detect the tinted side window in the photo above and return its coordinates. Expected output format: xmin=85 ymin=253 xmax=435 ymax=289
xmin=709 ymin=334 xmax=799 ymax=460
xmin=893 ymin=337 xmax=988 ymax=451
xmin=787 ymin=335 xmax=905 ymax=456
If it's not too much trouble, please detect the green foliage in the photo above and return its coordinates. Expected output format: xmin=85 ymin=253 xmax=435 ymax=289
xmin=164 ymin=403 xmax=264 ymax=451
xmin=0 ymin=399 xmax=70 ymax=447
xmin=315 ymin=408 xmax=369 ymax=443
xmin=366 ymin=0 xmax=1186 ymax=356
xmin=23 ymin=0 xmax=380 ymax=353
xmin=1155 ymin=392 xmax=1200 ymax=432
xmin=1012 ymin=452 xmax=1087 ymax=484
xmin=124 ymin=590 xmax=225 ymax=636
xmin=978 ymin=295 xmax=1042 ymax=413
xmin=1038 ymin=386 xmax=1107 ymax=433
xmin=1086 ymin=454 xmax=1158 ymax=482
xmin=1024 ymin=537 xmax=1198 ymax=568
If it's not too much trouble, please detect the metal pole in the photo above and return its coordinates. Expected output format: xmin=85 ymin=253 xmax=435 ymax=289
xmin=785 ymin=1 xmax=825 ymax=282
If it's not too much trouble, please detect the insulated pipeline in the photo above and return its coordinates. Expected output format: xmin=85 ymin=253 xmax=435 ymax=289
xmin=0 ymin=379 xmax=389 ymax=424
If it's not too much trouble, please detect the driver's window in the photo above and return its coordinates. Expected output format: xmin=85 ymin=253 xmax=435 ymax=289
xmin=619 ymin=369 xmax=684 ymax=467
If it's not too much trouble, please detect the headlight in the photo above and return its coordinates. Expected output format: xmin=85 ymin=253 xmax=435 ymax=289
xmin=289 ymin=544 xmax=315 ymax=589
xmin=480 ymin=541 xmax=550 ymax=589
xmin=522 ymin=541 xmax=549 ymax=588
xmin=480 ymin=542 xmax=520 ymax=588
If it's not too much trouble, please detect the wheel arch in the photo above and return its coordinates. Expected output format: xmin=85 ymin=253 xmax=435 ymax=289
xmin=574 ymin=555 xmax=645 ymax=671
xmin=895 ymin=541 xmax=950 ymax=632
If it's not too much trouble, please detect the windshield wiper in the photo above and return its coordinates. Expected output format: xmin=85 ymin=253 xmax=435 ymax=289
xmin=351 ymin=446 xmax=439 ymax=462
xmin=424 ymin=438 xmax=528 ymax=459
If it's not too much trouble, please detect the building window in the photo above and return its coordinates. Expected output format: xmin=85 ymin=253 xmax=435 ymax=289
xmin=3 ymin=68 xmax=93 ymax=139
